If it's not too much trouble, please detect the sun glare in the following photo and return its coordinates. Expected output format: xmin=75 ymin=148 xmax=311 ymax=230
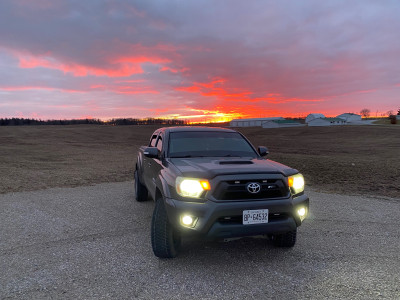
xmin=159 ymin=109 xmax=245 ymax=124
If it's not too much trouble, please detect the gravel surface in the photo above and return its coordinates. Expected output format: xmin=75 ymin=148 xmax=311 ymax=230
xmin=1 ymin=182 xmax=399 ymax=299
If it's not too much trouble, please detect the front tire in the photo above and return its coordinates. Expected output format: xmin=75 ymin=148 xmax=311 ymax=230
xmin=151 ymin=196 xmax=181 ymax=258
xmin=271 ymin=229 xmax=297 ymax=247
xmin=134 ymin=169 xmax=148 ymax=202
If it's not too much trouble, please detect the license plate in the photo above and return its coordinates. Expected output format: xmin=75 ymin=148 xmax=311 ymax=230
xmin=243 ymin=209 xmax=269 ymax=225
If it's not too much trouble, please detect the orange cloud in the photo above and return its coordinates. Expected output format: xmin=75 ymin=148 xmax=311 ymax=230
xmin=265 ymin=97 xmax=324 ymax=104
xmin=115 ymin=87 xmax=159 ymax=94
xmin=169 ymin=76 xmax=327 ymax=121
xmin=17 ymin=52 xmax=170 ymax=77
xmin=160 ymin=66 xmax=189 ymax=73
xmin=175 ymin=78 xmax=323 ymax=109
xmin=0 ymin=85 xmax=82 ymax=93
xmin=89 ymin=83 xmax=159 ymax=94
xmin=0 ymin=86 xmax=47 ymax=91
xmin=175 ymin=86 xmax=201 ymax=93
xmin=175 ymin=78 xmax=237 ymax=98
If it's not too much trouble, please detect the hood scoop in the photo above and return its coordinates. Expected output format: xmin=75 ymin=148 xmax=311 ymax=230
xmin=218 ymin=160 xmax=254 ymax=165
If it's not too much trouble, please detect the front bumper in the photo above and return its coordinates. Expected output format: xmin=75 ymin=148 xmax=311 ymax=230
xmin=164 ymin=194 xmax=309 ymax=240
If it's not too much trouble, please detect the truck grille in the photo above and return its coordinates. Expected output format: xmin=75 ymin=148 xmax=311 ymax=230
xmin=212 ymin=179 xmax=289 ymax=201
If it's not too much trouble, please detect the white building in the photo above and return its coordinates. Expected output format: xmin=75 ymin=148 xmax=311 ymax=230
xmin=308 ymin=118 xmax=346 ymax=127
xmin=262 ymin=119 xmax=303 ymax=128
xmin=230 ymin=117 xmax=284 ymax=127
xmin=336 ymin=113 xmax=362 ymax=123
xmin=305 ymin=113 xmax=325 ymax=123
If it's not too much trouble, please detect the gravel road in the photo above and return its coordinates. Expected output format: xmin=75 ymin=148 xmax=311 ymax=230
xmin=1 ymin=182 xmax=399 ymax=299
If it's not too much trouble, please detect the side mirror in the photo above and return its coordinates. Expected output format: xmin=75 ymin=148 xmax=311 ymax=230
xmin=258 ymin=146 xmax=269 ymax=157
xmin=143 ymin=147 xmax=159 ymax=158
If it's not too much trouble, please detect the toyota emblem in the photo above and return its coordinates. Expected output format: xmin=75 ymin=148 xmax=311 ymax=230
xmin=247 ymin=182 xmax=261 ymax=194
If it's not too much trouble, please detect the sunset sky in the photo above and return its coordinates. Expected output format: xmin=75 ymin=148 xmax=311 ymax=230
xmin=1 ymin=0 xmax=399 ymax=122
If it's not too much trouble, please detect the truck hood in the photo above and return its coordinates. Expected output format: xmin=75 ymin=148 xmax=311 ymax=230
xmin=167 ymin=157 xmax=298 ymax=178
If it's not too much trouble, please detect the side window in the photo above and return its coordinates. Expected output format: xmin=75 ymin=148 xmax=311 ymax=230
xmin=156 ymin=136 xmax=163 ymax=152
xmin=149 ymin=134 xmax=158 ymax=147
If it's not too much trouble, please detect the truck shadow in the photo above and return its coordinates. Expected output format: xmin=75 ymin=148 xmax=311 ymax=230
xmin=178 ymin=235 xmax=296 ymax=261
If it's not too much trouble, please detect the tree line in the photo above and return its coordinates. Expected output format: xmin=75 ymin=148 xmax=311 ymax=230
xmin=360 ymin=108 xmax=400 ymax=118
xmin=107 ymin=118 xmax=186 ymax=126
xmin=0 ymin=117 xmax=186 ymax=126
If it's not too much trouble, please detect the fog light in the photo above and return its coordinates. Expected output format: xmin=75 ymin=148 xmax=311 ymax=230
xmin=297 ymin=207 xmax=307 ymax=221
xmin=182 ymin=215 xmax=193 ymax=225
xmin=181 ymin=215 xmax=197 ymax=228
xmin=298 ymin=207 xmax=306 ymax=217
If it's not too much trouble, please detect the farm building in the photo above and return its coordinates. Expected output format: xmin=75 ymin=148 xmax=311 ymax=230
xmin=308 ymin=118 xmax=346 ymax=127
xmin=305 ymin=113 xmax=325 ymax=123
xmin=336 ymin=113 xmax=362 ymax=123
xmin=230 ymin=117 xmax=284 ymax=127
xmin=262 ymin=119 xmax=303 ymax=128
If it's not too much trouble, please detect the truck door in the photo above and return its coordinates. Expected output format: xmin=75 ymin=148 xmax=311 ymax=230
xmin=143 ymin=133 xmax=158 ymax=189
xmin=147 ymin=133 xmax=164 ymax=199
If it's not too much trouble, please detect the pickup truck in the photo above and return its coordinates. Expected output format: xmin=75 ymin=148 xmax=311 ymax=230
xmin=135 ymin=126 xmax=309 ymax=258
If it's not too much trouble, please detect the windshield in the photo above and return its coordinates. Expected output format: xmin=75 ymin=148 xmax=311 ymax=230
xmin=168 ymin=131 xmax=258 ymax=158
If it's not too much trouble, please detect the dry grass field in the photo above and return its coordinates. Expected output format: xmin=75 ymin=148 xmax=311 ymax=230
xmin=0 ymin=124 xmax=399 ymax=198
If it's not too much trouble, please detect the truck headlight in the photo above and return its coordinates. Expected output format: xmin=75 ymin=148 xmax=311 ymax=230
xmin=176 ymin=177 xmax=211 ymax=198
xmin=288 ymin=173 xmax=305 ymax=195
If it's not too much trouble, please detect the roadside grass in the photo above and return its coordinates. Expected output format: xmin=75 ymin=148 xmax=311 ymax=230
xmin=372 ymin=118 xmax=398 ymax=125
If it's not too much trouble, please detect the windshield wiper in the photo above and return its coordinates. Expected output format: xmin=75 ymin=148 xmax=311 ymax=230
xmin=171 ymin=154 xmax=243 ymax=158
xmin=170 ymin=155 xmax=206 ymax=158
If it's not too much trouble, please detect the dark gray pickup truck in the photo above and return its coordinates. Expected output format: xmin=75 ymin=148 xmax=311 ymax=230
xmin=135 ymin=126 xmax=309 ymax=258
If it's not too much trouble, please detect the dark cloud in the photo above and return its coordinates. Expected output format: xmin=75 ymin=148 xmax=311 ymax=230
xmin=0 ymin=0 xmax=399 ymax=119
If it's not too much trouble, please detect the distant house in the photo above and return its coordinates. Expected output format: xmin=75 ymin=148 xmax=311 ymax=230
xmin=336 ymin=113 xmax=362 ymax=123
xmin=262 ymin=119 xmax=303 ymax=128
xmin=308 ymin=118 xmax=346 ymax=127
xmin=230 ymin=117 xmax=284 ymax=127
xmin=305 ymin=113 xmax=325 ymax=123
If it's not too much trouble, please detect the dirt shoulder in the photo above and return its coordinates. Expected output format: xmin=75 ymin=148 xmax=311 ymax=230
xmin=0 ymin=124 xmax=399 ymax=198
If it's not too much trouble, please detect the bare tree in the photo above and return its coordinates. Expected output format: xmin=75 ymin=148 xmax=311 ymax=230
xmin=360 ymin=108 xmax=371 ymax=118
xmin=387 ymin=110 xmax=394 ymax=117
